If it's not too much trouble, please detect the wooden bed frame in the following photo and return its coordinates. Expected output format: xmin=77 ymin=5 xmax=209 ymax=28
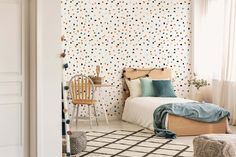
xmin=123 ymin=68 xmax=227 ymax=136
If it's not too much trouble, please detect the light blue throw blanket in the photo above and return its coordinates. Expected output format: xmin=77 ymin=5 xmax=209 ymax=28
xmin=153 ymin=102 xmax=230 ymax=139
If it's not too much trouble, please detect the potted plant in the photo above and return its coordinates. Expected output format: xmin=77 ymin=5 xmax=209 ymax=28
xmin=188 ymin=73 xmax=210 ymax=101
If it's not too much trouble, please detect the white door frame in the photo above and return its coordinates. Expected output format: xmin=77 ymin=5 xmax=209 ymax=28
xmin=29 ymin=0 xmax=37 ymax=156
xmin=30 ymin=0 xmax=62 ymax=156
xmin=23 ymin=0 xmax=29 ymax=156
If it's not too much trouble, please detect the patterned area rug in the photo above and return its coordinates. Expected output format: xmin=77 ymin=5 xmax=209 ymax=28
xmin=79 ymin=129 xmax=193 ymax=157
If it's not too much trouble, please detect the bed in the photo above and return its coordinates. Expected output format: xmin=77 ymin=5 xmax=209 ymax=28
xmin=122 ymin=68 xmax=228 ymax=136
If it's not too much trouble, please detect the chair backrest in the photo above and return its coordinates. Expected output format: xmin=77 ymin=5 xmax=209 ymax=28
xmin=69 ymin=75 xmax=95 ymax=101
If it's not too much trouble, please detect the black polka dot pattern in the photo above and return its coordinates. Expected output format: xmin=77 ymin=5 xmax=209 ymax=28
xmin=61 ymin=0 xmax=192 ymax=118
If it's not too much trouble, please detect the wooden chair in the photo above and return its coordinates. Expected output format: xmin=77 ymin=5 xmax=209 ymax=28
xmin=69 ymin=74 xmax=98 ymax=128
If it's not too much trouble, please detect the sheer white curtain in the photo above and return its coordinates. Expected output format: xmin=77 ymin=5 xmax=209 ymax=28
xmin=193 ymin=0 xmax=236 ymax=125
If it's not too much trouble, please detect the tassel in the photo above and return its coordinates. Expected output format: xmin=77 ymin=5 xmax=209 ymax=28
xmin=63 ymin=63 xmax=69 ymax=69
xmin=60 ymin=52 xmax=66 ymax=58
xmin=64 ymin=86 xmax=69 ymax=90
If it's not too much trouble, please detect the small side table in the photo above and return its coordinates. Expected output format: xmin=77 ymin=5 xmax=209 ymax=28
xmin=94 ymin=84 xmax=113 ymax=125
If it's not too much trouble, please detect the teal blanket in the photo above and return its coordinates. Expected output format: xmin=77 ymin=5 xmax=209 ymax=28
xmin=153 ymin=102 xmax=230 ymax=139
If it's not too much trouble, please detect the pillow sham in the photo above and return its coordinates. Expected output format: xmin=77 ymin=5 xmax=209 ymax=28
xmin=125 ymin=79 xmax=142 ymax=98
xmin=140 ymin=78 xmax=155 ymax=97
xmin=152 ymin=80 xmax=176 ymax=97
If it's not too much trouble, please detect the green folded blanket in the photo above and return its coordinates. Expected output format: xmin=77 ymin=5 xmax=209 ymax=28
xmin=153 ymin=102 xmax=230 ymax=139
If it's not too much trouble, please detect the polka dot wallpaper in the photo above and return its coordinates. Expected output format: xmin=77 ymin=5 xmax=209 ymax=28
xmin=61 ymin=0 xmax=192 ymax=119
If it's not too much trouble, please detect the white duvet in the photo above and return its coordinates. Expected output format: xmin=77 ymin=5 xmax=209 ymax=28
xmin=122 ymin=97 xmax=194 ymax=130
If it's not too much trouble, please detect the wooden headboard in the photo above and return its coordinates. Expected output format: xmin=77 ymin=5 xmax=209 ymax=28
xmin=122 ymin=68 xmax=172 ymax=98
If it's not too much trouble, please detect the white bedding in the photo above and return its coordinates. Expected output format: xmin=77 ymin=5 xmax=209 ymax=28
xmin=122 ymin=97 xmax=194 ymax=130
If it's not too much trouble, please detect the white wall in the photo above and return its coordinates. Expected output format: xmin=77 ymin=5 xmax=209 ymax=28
xmin=36 ymin=0 xmax=62 ymax=156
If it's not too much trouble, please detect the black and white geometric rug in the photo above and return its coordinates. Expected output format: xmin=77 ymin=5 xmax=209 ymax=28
xmin=79 ymin=129 xmax=193 ymax=157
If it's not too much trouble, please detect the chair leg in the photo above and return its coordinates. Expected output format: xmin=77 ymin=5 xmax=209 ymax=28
xmin=102 ymin=104 xmax=109 ymax=125
xmin=70 ymin=105 xmax=76 ymax=124
xmin=75 ymin=105 xmax=79 ymax=128
xmin=93 ymin=104 xmax=98 ymax=126
xmin=88 ymin=105 xmax=92 ymax=129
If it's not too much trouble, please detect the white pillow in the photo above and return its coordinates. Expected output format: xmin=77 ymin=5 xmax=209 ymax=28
xmin=125 ymin=79 xmax=142 ymax=98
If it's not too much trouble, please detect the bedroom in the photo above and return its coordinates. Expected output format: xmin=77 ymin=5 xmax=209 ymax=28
xmin=1 ymin=0 xmax=235 ymax=157
xmin=60 ymin=0 xmax=236 ymax=157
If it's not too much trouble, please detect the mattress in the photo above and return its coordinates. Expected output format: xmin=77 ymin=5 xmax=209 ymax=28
xmin=122 ymin=97 xmax=194 ymax=130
